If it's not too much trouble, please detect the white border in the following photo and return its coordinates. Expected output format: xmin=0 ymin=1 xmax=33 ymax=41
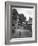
xmin=9 ymin=6 xmax=35 ymax=42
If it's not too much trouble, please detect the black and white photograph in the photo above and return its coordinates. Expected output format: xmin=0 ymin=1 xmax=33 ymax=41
xmin=11 ymin=7 xmax=32 ymax=38
xmin=5 ymin=2 xmax=37 ymax=44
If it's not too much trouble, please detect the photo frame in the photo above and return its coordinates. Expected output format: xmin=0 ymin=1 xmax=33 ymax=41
xmin=5 ymin=1 xmax=37 ymax=44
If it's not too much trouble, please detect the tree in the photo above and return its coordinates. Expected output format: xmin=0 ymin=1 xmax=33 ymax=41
xmin=29 ymin=17 xmax=32 ymax=24
xmin=18 ymin=14 xmax=26 ymax=24
xmin=11 ymin=9 xmax=18 ymax=15
xmin=12 ymin=9 xmax=18 ymax=20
